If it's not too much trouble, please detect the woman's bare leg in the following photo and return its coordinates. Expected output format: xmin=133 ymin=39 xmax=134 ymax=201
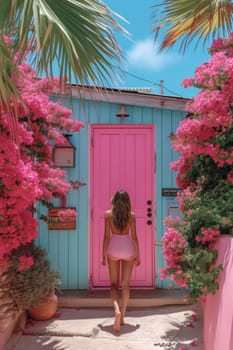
xmin=121 ymin=259 xmax=135 ymax=324
xmin=107 ymin=257 xmax=121 ymax=332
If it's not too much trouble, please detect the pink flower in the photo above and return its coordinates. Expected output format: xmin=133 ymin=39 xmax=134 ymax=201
xmin=182 ymin=78 xmax=194 ymax=88
xmin=57 ymin=209 xmax=76 ymax=219
xmin=191 ymin=340 xmax=198 ymax=346
xmin=191 ymin=313 xmax=197 ymax=321
xmin=195 ymin=227 xmax=221 ymax=244
xmin=17 ymin=256 xmax=34 ymax=271
xmin=0 ymin=37 xmax=84 ymax=266
xmin=186 ymin=322 xmax=194 ymax=328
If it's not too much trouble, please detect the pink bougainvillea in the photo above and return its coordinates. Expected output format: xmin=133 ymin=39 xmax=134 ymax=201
xmin=0 ymin=44 xmax=84 ymax=271
xmin=161 ymin=33 xmax=233 ymax=301
xmin=195 ymin=227 xmax=221 ymax=244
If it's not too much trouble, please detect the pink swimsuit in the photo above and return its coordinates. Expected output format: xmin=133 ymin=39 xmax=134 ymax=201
xmin=107 ymin=233 xmax=135 ymax=260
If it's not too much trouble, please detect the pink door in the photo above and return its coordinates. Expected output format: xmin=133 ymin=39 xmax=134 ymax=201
xmin=90 ymin=125 xmax=155 ymax=287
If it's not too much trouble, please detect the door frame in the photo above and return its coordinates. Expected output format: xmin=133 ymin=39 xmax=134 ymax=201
xmin=89 ymin=124 xmax=156 ymax=288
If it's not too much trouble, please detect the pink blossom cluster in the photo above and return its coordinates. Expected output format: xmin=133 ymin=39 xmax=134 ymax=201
xmin=161 ymin=227 xmax=188 ymax=288
xmin=162 ymin=34 xmax=233 ymax=294
xmin=163 ymin=215 xmax=182 ymax=228
xmin=210 ymin=33 xmax=233 ymax=55
xmin=174 ymin=43 xmax=233 ymax=183
xmin=57 ymin=209 xmax=76 ymax=222
xmin=162 ymin=227 xmax=187 ymax=257
xmin=227 ymin=171 xmax=233 ymax=184
xmin=176 ymin=188 xmax=196 ymax=211
xmin=0 ymin=44 xmax=84 ymax=271
xmin=195 ymin=227 xmax=221 ymax=244
xmin=17 ymin=255 xmax=34 ymax=271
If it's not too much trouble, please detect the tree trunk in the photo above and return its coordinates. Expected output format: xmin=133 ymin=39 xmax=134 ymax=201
xmin=0 ymin=272 xmax=17 ymax=332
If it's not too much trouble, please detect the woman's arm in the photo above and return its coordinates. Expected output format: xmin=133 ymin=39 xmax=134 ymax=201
xmin=101 ymin=211 xmax=111 ymax=265
xmin=131 ymin=212 xmax=141 ymax=266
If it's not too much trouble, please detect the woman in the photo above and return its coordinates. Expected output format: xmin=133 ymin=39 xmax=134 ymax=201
xmin=102 ymin=189 xmax=140 ymax=332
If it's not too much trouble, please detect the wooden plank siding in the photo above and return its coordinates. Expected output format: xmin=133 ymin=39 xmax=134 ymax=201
xmin=36 ymin=87 xmax=188 ymax=289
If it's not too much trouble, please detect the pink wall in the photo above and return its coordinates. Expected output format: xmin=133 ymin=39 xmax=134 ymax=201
xmin=203 ymin=235 xmax=233 ymax=350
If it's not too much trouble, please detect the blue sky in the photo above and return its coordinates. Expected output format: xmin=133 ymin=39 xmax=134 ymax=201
xmin=105 ymin=0 xmax=211 ymax=98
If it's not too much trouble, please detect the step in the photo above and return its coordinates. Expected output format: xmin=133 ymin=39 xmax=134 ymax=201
xmin=58 ymin=288 xmax=190 ymax=308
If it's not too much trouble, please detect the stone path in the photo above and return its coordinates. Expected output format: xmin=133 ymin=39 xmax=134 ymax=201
xmin=6 ymin=304 xmax=203 ymax=350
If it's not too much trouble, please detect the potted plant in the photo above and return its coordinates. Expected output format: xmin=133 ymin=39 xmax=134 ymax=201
xmin=8 ymin=244 xmax=61 ymax=321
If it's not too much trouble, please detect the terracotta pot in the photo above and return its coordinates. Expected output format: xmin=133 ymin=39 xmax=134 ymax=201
xmin=28 ymin=294 xmax=58 ymax=321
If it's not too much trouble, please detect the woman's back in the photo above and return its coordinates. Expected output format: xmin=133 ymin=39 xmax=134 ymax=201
xmin=105 ymin=210 xmax=133 ymax=236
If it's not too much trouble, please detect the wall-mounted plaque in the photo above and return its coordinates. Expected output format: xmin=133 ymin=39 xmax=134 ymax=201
xmin=162 ymin=188 xmax=181 ymax=197
xmin=48 ymin=207 xmax=76 ymax=230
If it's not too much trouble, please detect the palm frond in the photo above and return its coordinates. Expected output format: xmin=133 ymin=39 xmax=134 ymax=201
xmin=153 ymin=0 xmax=233 ymax=51
xmin=0 ymin=0 xmax=127 ymax=87
xmin=0 ymin=34 xmax=22 ymax=142
xmin=0 ymin=0 xmax=127 ymax=139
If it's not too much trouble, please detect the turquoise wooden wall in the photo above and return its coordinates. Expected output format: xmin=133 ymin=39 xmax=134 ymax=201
xmin=36 ymin=96 xmax=186 ymax=289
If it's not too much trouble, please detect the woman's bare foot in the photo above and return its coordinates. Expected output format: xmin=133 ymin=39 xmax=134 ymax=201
xmin=113 ymin=312 xmax=121 ymax=332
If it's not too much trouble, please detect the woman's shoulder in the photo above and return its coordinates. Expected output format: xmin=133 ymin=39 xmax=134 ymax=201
xmin=130 ymin=211 xmax=136 ymax=222
xmin=105 ymin=210 xmax=112 ymax=218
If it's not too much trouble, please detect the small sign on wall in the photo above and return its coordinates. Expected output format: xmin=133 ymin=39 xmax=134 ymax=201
xmin=162 ymin=188 xmax=181 ymax=197
xmin=48 ymin=207 xmax=76 ymax=230
xmin=53 ymin=147 xmax=75 ymax=168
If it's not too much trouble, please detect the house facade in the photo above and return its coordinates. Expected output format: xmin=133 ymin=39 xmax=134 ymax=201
xmin=36 ymin=86 xmax=189 ymax=290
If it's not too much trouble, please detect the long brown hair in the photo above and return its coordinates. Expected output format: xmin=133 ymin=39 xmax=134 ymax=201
xmin=111 ymin=190 xmax=131 ymax=232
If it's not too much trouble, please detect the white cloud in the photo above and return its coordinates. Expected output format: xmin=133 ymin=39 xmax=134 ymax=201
xmin=126 ymin=38 xmax=179 ymax=71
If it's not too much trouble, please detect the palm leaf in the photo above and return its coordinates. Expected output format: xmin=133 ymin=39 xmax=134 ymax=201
xmin=0 ymin=35 xmax=22 ymax=142
xmin=1 ymin=0 xmax=126 ymax=85
xmin=0 ymin=0 xmax=127 ymax=139
xmin=153 ymin=0 xmax=233 ymax=51
xmin=0 ymin=36 xmax=20 ymax=104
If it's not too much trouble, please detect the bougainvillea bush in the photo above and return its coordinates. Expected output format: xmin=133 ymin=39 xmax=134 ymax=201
xmin=0 ymin=45 xmax=84 ymax=273
xmin=161 ymin=33 xmax=233 ymax=302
